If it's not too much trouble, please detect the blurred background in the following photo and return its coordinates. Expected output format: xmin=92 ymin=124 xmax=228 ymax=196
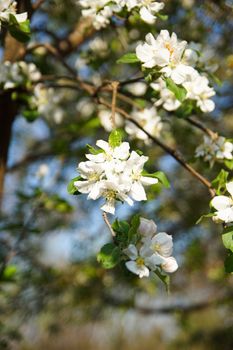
xmin=0 ymin=0 xmax=233 ymax=349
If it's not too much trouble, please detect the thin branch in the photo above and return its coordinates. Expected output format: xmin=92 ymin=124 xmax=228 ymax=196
xmin=110 ymin=81 xmax=119 ymax=128
xmin=98 ymin=98 xmax=215 ymax=197
xmin=102 ymin=212 xmax=116 ymax=237
xmin=186 ymin=117 xmax=217 ymax=138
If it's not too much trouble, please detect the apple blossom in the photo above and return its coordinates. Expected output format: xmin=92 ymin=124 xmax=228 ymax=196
xmin=0 ymin=0 xmax=27 ymax=29
xmin=125 ymin=106 xmax=163 ymax=142
xmin=73 ymin=138 xmax=160 ymax=214
xmin=211 ymin=182 xmax=233 ymax=224
xmin=195 ymin=135 xmax=233 ymax=166
xmin=151 ymin=78 xmax=181 ymax=111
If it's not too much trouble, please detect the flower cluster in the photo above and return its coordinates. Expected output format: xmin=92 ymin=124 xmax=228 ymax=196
xmin=211 ymin=182 xmax=233 ymax=224
xmin=125 ymin=106 xmax=163 ymax=143
xmin=32 ymin=84 xmax=65 ymax=124
xmin=98 ymin=106 xmax=162 ymax=143
xmin=0 ymin=61 xmax=41 ymax=90
xmin=77 ymin=0 xmax=165 ymax=29
xmin=195 ymin=135 xmax=233 ymax=167
xmin=74 ymin=135 xmax=159 ymax=214
xmin=124 ymin=217 xmax=178 ymax=278
xmin=0 ymin=0 xmax=27 ymax=29
xmin=136 ymin=30 xmax=216 ymax=113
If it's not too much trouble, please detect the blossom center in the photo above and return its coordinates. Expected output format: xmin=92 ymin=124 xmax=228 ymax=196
xmin=152 ymin=243 xmax=161 ymax=252
xmin=89 ymin=173 xmax=101 ymax=182
xmin=165 ymin=42 xmax=174 ymax=57
xmin=136 ymin=257 xmax=145 ymax=266
xmin=131 ymin=171 xmax=141 ymax=181
xmin=104 ymin=190 xmax=117 ymax=201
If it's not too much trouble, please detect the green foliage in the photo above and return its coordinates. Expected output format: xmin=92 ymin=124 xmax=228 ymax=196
xmin=117 ymin=53 xmax=140 ymax=64
xmin=1 ymin=265 xmax=17 ymax=282
xmin=224 ymin=252 xmax=233 ymax=273
xmin=165 ymin=77 xmax=187 ymax=102
xmin=108 ymin=129 xmax=123 ymax=148
xmin=87 ymin=144 xmax=103 ymax=155
xmin=142 ymin=171 xmax=170 ymax=188
xmin=222 ymin=226 xmax=233 ymax=252
xmin=212 ymin=170 xmax=229 ymax=195
xmin=8 ymin=15 xmax=30 ymax=43
xmin=97 ymin=243 xmax=121 ymax=269
xmin=67 ymin=176 xmax=82 ymax=195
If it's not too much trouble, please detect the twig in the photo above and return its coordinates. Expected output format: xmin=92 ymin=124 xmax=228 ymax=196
xmin=102 ymin=212 xmax=116 ymax=237
xmin=98 ymin=98 xmax=215 ymax=197
xmin=110 ymin=81 xmax=119 ymax=129
xmin=186 ymin=117 xmax=217 ymax=139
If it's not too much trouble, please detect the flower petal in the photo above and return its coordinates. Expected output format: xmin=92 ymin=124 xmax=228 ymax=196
xmin=211 ymin=196 xmax=232 ymax=211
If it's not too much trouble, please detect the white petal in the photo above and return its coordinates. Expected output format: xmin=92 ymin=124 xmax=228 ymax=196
xmin=124 ymin=244 xmax=138 ymax=260
xmin=15 ymin=12 xmax=28 ymax=23
xmin=138 ymin=218 xmax=157 ymax=237
xmin=161 ymin=257 xmax=178 ymax=273
xmin=211 ymin=196 xmax=232 ymax=211
xmin=226 ymin=182 xmax=233 ymax=198
xmin=151 ymin=232 xmax=173 ymax=257
xmin=141 ymin=176 xmax=158 ymax=185
xmin=125 ymin=261 xmax=150 ymax=278
xmin=130 ymin=182 xmax=147 ymax=201
xmin=101 ymin=199 xmax=115 ymax=214
xmin=145 ymin=253 xmax=164 ymax=270
xmin=139 ymin=7 xmax=156 ymax=24
xmin=216 ymin=208 xmax=233 ymax=223
xmin=96 ymin=140 xmax=111 ymax=153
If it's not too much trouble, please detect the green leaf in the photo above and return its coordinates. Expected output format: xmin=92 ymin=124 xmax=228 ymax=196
xmin=224 ymin=160 xmax=233 ymax=170
xmin=212 ymin=170 xmax=229 ymax=195
xmin=108 ymin=129 xmax=122 ymax=148
xmin=165 ymin=77 xmax=187 ymax=102
xmin=112 ymin=219 xmax=130 ymax=235
xmin=224 ymin=252 xmax=233 ymax=273
xmin=22 ymin=109 xmax=39 ymax=122
xmin=222 ymin=227 xmax=233 ymax=252
xmin=117 ymin=53 xmax=140 ymax=64
xmin=142 ymin=171 xmax=170 ymax=188
xmin=156 ymin=13 xmax=168 ymax=21
xmin=87 ymin=144 xmax=103 ymax=155
xmin=97 ymin=243 xmax=121 ymax=269
xmin=8 ymin=15 xmax=30 ymax=43
xmin=196 ymin=212 xmax=215 ymax=224
xmin=67 ymin=176 xmax=82 ymax=195
xmin=128 ymin=214 xmax=140 ymax=243
xmin=2 ymin=265 xmax=17 ymax=281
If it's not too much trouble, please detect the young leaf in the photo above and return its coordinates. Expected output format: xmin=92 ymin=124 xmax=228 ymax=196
xmin=196 ymin=212 xmax=215 ymax=224
xmin=97 ymin=243 xmax=121 ymax=269
xmin=108 ymin=129 xmax=122 ymax=148
xmin=222 ymin=227 xmax=233 ymax=252
xmin=117 ymin=53 xmax=140 ymax=64
xmin=67 ymin=176 xmax=82 ymax=195
xmin=165 ymin=77 xmax=187 ymax=102
xmin=142 ymin=171 xmax=170 ymax=188
xmin=87 ymin=144 xmax=103 ymax=155
xmin=8 ymin=15 xmax=30 ymax=43
xmin=224 ymin=252 xmax=233 ymax=273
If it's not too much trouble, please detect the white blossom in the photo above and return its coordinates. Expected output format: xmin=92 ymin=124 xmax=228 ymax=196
xmin=74 ymin=139 xmax=159 ymax=214
xmin=0 ymin=61 xmax=41 ymax=90
xmin=136 ymin=30 xmax=187 ymax=76
xmin=124 ymin=218 xmax=178 ymax=277
xmin=183 ymin=73 xmax=215 ymax=113
xmin=151 ymin=78 xmax=181 ymax=111
xmin=125 ymin=106 xmax=163 ymax=142
xmin=195 ymin=135 xmax=233 ymax=166
xmin=0 ymin=0 xmax=27 ymax=29
xmin=211 ymin=182 xmax=233 ymax=223
xmin=124 ymin=244 xmax=154 ymax=278
xmin=33 ymin=85 xmax=65 ymax=124
xmin=98 ymin=108 xmax=123 ymax=132
xmin=124 ymin=151 xmax=158 ymax=201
